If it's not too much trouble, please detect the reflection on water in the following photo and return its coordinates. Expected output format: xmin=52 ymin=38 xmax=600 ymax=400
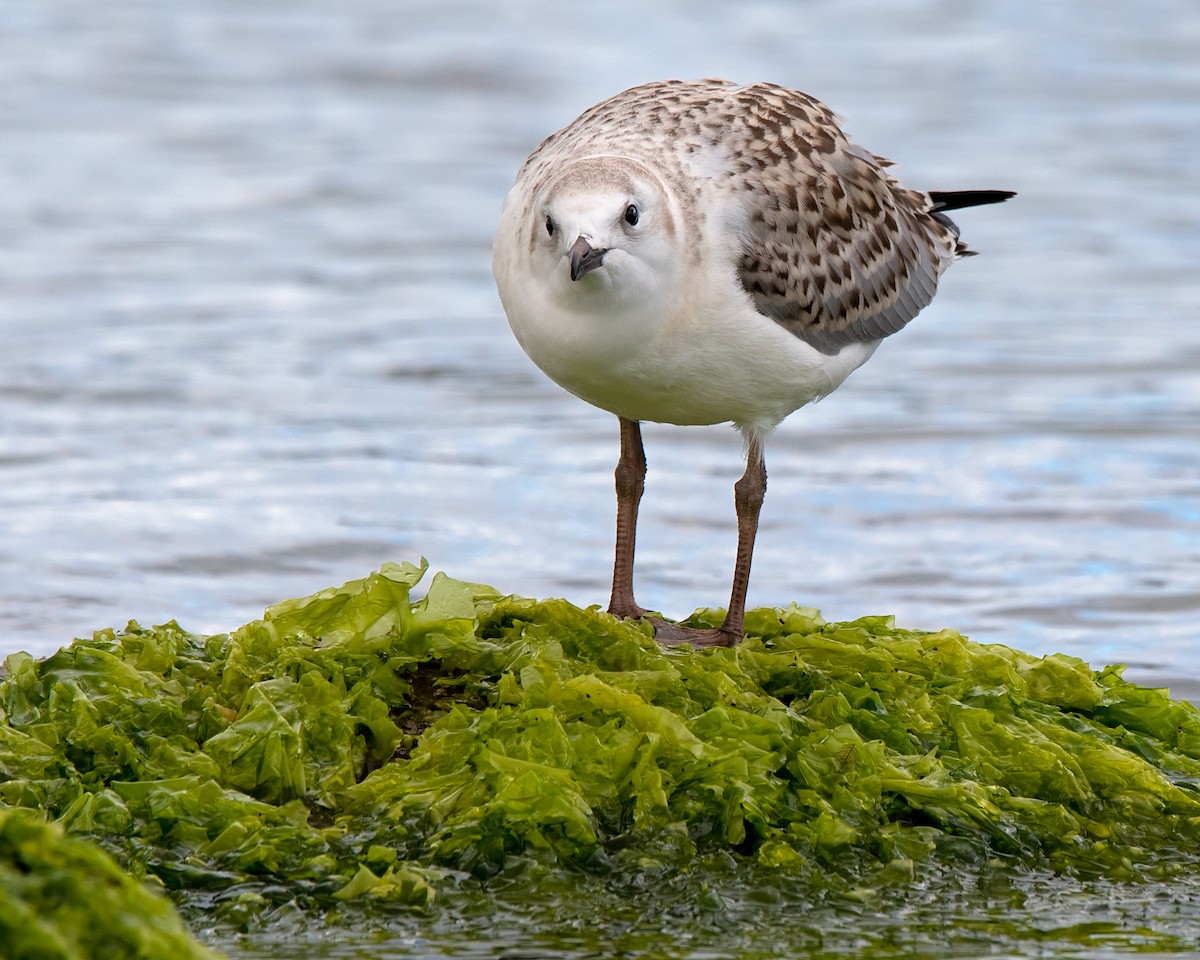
xmin=1 ymin=0 xmax=1198 ymax=703
xmin=203 ymin=861 xmax=1200 ymax=959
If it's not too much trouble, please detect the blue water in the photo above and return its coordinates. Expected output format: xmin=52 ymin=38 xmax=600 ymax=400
xmin=1 ymin=0 xmax=1198 ymax=705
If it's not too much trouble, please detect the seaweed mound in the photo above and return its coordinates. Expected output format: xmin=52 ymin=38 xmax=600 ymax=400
xmin=3 ymin=560 xmax=1200 ymax=925
xmin=0 ymin=809 xmax=220 ymax=960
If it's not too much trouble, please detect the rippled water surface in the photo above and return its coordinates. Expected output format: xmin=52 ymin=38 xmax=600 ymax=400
xmin=2 ymin=0 xmax=1198 ymax=703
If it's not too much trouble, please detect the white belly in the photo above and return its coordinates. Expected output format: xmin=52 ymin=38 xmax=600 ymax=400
xmin=507 ymin=280 xmax=879 ymax=434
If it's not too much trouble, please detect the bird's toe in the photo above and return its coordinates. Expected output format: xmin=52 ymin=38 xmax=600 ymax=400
xmin=646 ymin=616 xmax=741 ymax=648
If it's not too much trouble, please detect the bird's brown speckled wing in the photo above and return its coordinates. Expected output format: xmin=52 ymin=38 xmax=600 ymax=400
xmin=712 ymin=83 xmax=961 ymax=354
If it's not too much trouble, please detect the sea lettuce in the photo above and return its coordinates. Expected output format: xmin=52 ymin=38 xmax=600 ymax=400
xmin=0 ymin=808 xmax=221 ymax=960
xmin=4 ymin=558 xmax=1200 ymax=933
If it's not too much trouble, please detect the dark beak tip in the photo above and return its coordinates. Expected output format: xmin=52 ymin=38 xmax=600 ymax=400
xmin=568 ymin=237 xmax=606 ymax=282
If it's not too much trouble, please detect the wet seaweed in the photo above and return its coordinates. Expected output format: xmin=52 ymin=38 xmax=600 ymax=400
xmin=4 ymin=560 xmax=1200 ymax=956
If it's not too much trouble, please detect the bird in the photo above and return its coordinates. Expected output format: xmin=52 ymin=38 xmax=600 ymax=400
xmin=492 ymin=79 xmax=1013 ymax=648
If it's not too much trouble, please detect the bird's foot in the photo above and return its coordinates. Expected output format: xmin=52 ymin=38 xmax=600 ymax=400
xmin=608 ymin=601 xmax=648 ymax=621
xmin=608 ymin=604 xmax=741 ymax=647
xmin=645 ymin=616 xmax=741 ymax=648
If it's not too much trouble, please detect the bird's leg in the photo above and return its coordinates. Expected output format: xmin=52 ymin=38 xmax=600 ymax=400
xmin=607 ymin=416 xmax=647 ymax=620
xmin=721 ymin=434 xmax=767 ymax=639
xmin=652 ymin=435 xmax=766 ymax=649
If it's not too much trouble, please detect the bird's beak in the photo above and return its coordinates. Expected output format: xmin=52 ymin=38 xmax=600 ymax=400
xmin=568 ymin=236 xmax=607 ymax=281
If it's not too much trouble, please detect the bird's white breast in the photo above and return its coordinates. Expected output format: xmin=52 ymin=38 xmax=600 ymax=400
xmin=493 ymin=193 xmax=879 ymax=435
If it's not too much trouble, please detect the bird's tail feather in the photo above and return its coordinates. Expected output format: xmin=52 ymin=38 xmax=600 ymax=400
xmin=929 ymin=189 xmax=1016 ymax=211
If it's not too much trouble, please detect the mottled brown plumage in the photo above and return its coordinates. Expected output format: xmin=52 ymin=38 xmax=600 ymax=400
xmin=511 ymin=79 xmax=1007 ymax=358
xmin=493 ymin=79 xmax=1013 ymax=646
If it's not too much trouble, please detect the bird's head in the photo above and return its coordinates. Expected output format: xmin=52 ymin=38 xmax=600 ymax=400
xmin=530 ymin=156 xmax=682 ymax=309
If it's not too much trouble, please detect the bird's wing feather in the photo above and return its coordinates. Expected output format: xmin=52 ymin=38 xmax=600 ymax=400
xmin=707 ymin=84 xmax=965 ymax=353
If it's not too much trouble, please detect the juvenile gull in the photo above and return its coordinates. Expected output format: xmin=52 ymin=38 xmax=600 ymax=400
xmin=492 ymin=79 xmax=1013 ymax=647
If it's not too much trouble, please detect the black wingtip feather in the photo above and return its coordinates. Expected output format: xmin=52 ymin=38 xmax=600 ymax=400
xmin=929 ymin=190 xmax=1017 ymax=211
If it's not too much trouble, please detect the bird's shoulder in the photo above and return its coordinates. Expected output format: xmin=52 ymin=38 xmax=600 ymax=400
xmin=650 ymin=81 xmax=959 ymax=354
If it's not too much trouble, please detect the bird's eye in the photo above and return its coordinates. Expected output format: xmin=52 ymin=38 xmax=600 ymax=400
xmin=545 ymin=216 xmax=554 ymax=237
xmin=624 ymin=204 xmax=640 ymax=226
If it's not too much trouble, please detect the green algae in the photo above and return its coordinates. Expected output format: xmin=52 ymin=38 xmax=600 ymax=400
xmin=4 ymin=560 xmax=1200 ymax=957
xmin=0 ymin=808 xmax=221 ymax=960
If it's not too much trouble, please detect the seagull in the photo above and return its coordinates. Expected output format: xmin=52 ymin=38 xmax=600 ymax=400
xmin=492 ymin=79 xmax=1013 ymax=647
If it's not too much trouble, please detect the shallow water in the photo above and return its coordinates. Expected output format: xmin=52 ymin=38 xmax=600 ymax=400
xmin=2 ymin=3 xmax=1198 ymax=686
xmin=200 ymin=864 xmax=1200 ymax=960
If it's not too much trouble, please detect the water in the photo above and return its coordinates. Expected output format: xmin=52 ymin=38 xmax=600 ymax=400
xmin=3 ymin=3 xmax=1200 ymax=957
xmin=1 ymin=3 xmax=1198 ymax=687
